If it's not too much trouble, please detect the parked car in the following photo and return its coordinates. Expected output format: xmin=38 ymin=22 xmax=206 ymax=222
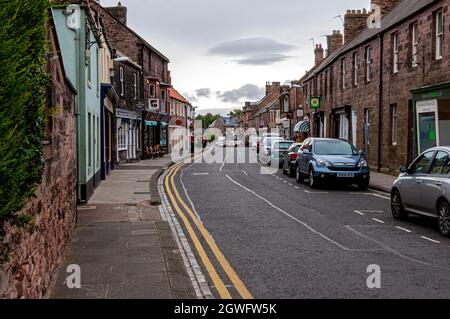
xmin=295 ymin=138 xmax=370 ymax=190
xmin=258 ymin=133 xmax=281 ymax=154
xmin=269 ymin=140 xmax=295 ymax=167
xmin=391 ymin=147 xmax=450 ymax=237
xmin=260 ymin=136 xmax=285 ymax=164
xmin=282 ymin=143 xmax=303 ymax=177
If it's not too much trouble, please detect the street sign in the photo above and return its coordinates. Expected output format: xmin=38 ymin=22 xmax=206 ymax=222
xmin=310 ymin=97 xmax=321 ymax=109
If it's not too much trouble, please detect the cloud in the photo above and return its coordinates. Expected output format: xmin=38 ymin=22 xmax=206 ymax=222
xmin=184 ymin=88 xmax=212 ymax=102
xmin=217 ymin=84 xmax=265 ymax=104
xmin=208 ymin=37 xmax=297 ymax=66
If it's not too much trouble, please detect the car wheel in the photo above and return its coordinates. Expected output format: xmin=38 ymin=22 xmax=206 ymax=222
xmin=438 ymin=200 xmax=450 ymax=238
xmin=391 ymin=189 xmax=408 ymax=220
xmin=296 ymin=166 xmax=303 ymax=184
xmin=289 ymin=165 xmax=296 ymax=178
xmin=309 ymin=167 xmax=319 ymax=189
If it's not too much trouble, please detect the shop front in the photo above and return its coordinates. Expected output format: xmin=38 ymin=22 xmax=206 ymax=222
xmin=412 ymin=82 xmax=450 ymax=156
xmin=116 ymin=108 xmax=140 ymax=163
xmin=143 ymin=111 xmax=171 ymax=158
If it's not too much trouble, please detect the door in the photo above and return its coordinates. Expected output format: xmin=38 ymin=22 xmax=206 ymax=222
xmin=401 ymin=151 xmax=435 ymax=210
xmin=421 ymin=151 xmax=450 ymax=213
xmin=299 ymin=139 xmax=311 ymax=174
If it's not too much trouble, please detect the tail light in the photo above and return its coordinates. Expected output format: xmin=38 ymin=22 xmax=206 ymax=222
xmin=290 ymin=153 xmax=298 ymax=161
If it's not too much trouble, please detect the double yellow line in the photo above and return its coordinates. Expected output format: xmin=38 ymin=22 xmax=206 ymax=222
xmin=164 ymin=162 xmax=253 ymax=299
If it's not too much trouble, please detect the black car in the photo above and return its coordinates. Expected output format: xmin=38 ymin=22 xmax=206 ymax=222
xmin=282 ymin=143 xmax=303 ymax=177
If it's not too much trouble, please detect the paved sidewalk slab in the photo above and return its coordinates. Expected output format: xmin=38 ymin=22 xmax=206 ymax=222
xmin=369 ymin=171 xmax=397 ymax=193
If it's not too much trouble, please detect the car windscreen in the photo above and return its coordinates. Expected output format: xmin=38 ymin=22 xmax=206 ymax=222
xmin=314 ymin=140 xmax=358 ymax=156
xmin=265 ymin=138 xmax=283 ymax=146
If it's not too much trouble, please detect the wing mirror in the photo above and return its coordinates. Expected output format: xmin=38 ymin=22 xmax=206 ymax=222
xmin=359 ymin=150 xmax=366 ymax=157
xmin=399 ymin=166 xmax=408 ymax=174
xmin=302 ymin=149 xmax=312 ymax=155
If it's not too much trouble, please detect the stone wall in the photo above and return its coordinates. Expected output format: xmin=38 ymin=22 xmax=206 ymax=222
xmin=0 ymin=21 xmax=77 ymax=299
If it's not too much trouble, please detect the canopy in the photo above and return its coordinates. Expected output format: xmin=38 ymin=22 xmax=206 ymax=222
xmin=294 ymin=120 xmax=310 ymax=133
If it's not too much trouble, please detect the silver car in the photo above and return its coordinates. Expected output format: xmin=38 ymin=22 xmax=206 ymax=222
xmin=391 ymin=147 xmax=450 ymax=237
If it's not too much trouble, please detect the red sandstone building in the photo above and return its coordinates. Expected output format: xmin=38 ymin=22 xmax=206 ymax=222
xmin=298 ymin=0 xmax=450 ymax=174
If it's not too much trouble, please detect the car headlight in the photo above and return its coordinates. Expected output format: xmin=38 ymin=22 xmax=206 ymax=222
xmin=317 ymin=159 xmax=332 ymax=166
xmin=358 ymin=159 xmax=368 ymax=167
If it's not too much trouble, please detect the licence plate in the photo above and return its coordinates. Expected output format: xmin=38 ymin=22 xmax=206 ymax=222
xmin=337 ymin=173 xmax=355 ymax=178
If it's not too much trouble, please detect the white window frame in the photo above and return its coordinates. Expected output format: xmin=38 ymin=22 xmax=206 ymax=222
xmin=353 ymin=52 xmax=359 ymax=86
xmin=436 ymin=10 xmax=443 ymax=60
xmin=341 ymin=58 xmax=347 ymax=89
xmin=391 ymin=104 xmax=398 ymax=145
xmin=366 ymin=47 xmax=371 ymax=82
xmin=412 ymin=23 xmax=419 ymax=67
xmin=393 ymin=32 xmax=399 ymax=73
xmin=133 ymin=73 xmax=137 ymax=100
xmin=119 ymin=66 xmax=124 ymax=96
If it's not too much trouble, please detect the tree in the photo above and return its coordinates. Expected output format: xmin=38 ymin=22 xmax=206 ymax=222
xmin=228 ymin=109 xmax=242 ymax=118
xmin=195 ymin=113 xmax=220 ymax=128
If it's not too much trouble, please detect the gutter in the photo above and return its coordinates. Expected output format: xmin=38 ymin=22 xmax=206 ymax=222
xmin=377 ymin=32 xmax=384 ymax=172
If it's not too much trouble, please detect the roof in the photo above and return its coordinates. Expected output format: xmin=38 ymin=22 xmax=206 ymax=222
xmin=304 ymin=0 xmax=436 ymax=81
xmin=169 ymin=87 xmax=189 ymax=104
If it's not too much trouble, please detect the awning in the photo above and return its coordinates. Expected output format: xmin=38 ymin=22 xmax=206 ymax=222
xmin=294 ymin=120 xmax=310 ymax=133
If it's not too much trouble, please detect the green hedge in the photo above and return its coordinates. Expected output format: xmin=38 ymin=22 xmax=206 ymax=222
xmin=0 ymin=0 xmax=49 ymax=223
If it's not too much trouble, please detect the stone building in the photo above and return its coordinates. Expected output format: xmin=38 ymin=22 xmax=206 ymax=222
xmin=0 ymin=18 xmax=77 ymax=299
xmin=168 ymin=88 xmax=191 ymax=153
xmin=299 ymin=0 xmax=450 ymax=174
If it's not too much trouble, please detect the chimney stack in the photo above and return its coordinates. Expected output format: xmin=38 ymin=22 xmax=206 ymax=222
xmin=371 ymin=0 xmax=401 ymax=17
xmin=328 ymin=30 xmax=343 ymax=54
xmin=106 ymin=1 xmax=128 ymax=26
xmin=314 ymin=44 xmax=324 ymax=66
xmin=265 ymin=82 xmax=273 ymax=96
xmin=344 ymin=9 xmax=370 ymax=44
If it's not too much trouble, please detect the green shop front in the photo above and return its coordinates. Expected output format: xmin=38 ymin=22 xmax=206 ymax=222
xmin=412 ymin=82 xmax=450 ymax=156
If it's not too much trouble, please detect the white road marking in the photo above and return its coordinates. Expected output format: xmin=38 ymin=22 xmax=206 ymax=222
xmin=193 ymin=173 xmax=209 ymax=176
xmin=77 ymin=206 xmax=97 ymax=211
xmin=288 ymin=183 xmax=293 ymax=186
xmin=395 ymin=226 xmax=412 ymax=233
xmin=421 ymin=236 xmax=441 ymax=244
xmin=372 ymin=218 xmax=385 ymax=224
xmin=295 ymin=186 xmax=300 ymax=189
xmin=353 ymin=210 xmax=366 ymax=216
xmin=370 ymin=193 xmax=391 ymax=200
xmin=346 ymin=225 xmax=450 ymax=270
xmin=304 ymin=190 xmax=329 ymax=194
xmin=225 ymin=175 xmax=351 ymax=251
xmin=351 ymin=192 xmax=390 ymax=200
xmin=219 ymin=162 xmax=225 ymax=172
xmin=242 ymin=170 xmax=249 ymax=176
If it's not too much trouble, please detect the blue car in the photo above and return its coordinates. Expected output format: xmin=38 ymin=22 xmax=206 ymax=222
xmin=295 ymin=138 xmax=370 ymax=190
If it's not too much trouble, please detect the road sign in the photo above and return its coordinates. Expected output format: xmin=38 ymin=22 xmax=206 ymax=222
xmin=310 ymin=97 xmax=321 ymax=109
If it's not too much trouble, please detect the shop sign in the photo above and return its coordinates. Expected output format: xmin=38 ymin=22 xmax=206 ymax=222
xmin=116 ymin=108 xmax=137 ymax=119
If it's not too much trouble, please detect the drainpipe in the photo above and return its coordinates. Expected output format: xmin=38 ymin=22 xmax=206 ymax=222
xmin=377 ymin=33 xmax=384 ymax=172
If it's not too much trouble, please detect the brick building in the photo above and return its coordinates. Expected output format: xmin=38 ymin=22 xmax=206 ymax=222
xmin=299 ymin=0 xmax=450 ymax=174
xmin=168 ymin=88 xmax=191 ymax=153
xmin=91 ymin=1 xmax=172 ymax=154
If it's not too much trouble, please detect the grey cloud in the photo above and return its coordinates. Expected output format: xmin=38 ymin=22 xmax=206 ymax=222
xmin=209 ymin=38 xmax=296 ymax=56
xmin=235 ymin=54 xmax=293 ymax=65
xmin=217 ymin=84 xmax=265 ymax=104
xmin=184 ymin=88 xmax=212 ymax=102
xmin=208 ymin=37 xmax=297 ymax=66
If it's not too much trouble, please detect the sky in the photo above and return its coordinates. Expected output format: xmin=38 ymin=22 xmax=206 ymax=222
xmin=100 ymin=0 xmax=370 ymax=115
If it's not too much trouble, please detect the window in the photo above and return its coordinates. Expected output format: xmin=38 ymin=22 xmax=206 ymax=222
xmin=430 ymin=151 xmax=450 ymax=174
xmin=88 ymin=113 xmax=92 ymax=167
xmin=365 ymin=46 xmax=372 ymax=82
xmin=390 ymin=104 xmax=398 ymax=145
xmin=133 ymin=73 xmax=138 ymax=100
xmin=339 ymin=113 xmax=349 ymax=140
xmin=341 ymin=58 xmax=347 ymax=89
xmin=411 ymin=23 xmax=419 ymax=67
xmin=410 ymin=151 xmax=434 ymax=174
xmin=149 ymin=84 xmax=155 ymax=97
xmin=393 ymin=32 xmax=399 ymax=73
xmin=353 ymin=52 xmax=359 ymax=86
xmin=119 ymin=66 xmax=124 ymax=96
xmin=435 ymin=10 xmax=444 ymax=60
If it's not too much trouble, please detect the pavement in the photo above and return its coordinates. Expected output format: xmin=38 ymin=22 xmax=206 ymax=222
xmin=164 ymin=147 xmax=450 ymax=299
xmin=369 ymin=171 xmax=397 ymax=193
xmin=50 ymin=156 xmax=196 ymax=299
